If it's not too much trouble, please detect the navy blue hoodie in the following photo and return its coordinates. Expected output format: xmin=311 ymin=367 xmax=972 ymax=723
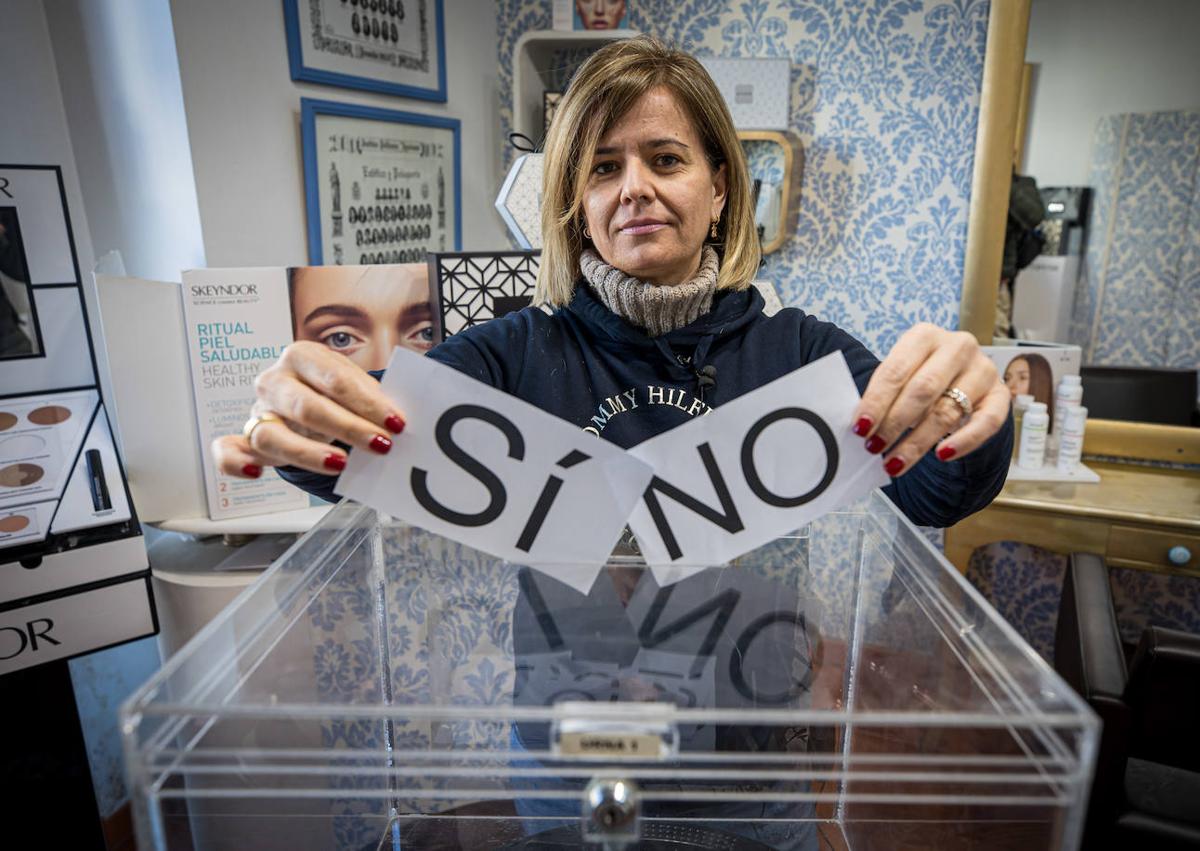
xmin=281 ymin=282 xmax=1012 ymax=527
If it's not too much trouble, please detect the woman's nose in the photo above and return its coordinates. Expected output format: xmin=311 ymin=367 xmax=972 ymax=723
xmin=620 ymin=159 xmax=654 ymax=205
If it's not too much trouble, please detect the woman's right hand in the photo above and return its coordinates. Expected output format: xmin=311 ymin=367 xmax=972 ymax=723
xmin=211 ymin=341 xmax=406 ymax=479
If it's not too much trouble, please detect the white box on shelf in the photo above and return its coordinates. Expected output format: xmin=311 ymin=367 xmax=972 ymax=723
xmin=698 ymin=57 xmax=791 ymax=130
xmin=1012 ymin=255 xmax=1080 ymax=343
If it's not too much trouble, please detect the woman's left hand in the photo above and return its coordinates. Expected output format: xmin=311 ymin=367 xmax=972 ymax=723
xmin=851 ymin=323 xmax=1009 ymax=477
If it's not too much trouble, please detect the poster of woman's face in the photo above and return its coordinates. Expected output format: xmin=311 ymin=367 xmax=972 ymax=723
xmin=288 ymin=264 xmax=434 ymax=372
xmin=574 ymin=0 xmax=628 ymax=30
xmin=1001 ymin=352 xmax=1056 ymax=430
xmin=0 ymin=207 xmax=40 ymax=359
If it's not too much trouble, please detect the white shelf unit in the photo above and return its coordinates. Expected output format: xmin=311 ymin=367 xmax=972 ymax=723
xmin=511 ymin=29 xmax=637 ymax=143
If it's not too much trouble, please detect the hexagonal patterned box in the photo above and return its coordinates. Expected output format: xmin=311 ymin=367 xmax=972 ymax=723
xmin=495 ymin=152 xmax=543 ymax=249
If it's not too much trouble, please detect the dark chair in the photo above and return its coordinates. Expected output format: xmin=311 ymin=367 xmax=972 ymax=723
xmin=1079 ymin=365 xmax=1198 ymax=426
xmin=1055 ymin=553 xmax=1200 ymax=849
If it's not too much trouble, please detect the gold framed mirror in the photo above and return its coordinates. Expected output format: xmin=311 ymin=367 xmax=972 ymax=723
xmin=958 ymin=0 xmax=1198 ymax=465
xmin=738 ymin=130 xmax=803 ymax=255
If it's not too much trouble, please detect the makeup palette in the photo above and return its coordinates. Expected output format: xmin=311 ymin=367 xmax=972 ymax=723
xmin=0 ymin=390 xmax=99 ymax=547
xmin=0 ymin=390 xmax=94 ymax=508
xmin=0 ymin=500 xmax=52 ymax=547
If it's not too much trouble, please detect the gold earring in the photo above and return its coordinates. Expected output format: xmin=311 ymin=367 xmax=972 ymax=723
xmin=710 ymin=219 xmax=719 ymax=240
xmin=583 ymin=224 xmax=592 ymax=240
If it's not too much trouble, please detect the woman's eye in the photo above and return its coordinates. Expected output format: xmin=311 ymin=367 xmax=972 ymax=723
xmin=407 ymin=324 xmax=435 ymax=350
xmin=656 ymin=154 xmax=681 ymax=167
xmin=592 ymin=161 xmax=617 ymax=176
xmin=322 ymin=331 xmax=360 ymax=350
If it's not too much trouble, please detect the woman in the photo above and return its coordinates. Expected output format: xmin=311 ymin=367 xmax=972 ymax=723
xmin=1003 ymin=352 xmax=1055 ymax=431
xmin=213 ymin=36 xmax=1012 ymax=848
xmin=214 ymin=36 xmax=1011 ymax=528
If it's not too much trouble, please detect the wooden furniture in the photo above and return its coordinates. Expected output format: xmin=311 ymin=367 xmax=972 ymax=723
xmin=946 ymin=421 xmax=1200 ymax=577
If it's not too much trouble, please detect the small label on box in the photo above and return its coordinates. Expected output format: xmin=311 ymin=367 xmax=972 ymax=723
xmin=558 ymin=732 xmax=666 ymax=759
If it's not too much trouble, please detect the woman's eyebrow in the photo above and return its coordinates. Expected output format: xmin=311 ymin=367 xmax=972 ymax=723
xmin=398 ymin=302 xmax=432 ymax=325
xmin=301 ymin=304 xmax=370 ymax=325
xmin=594 ymin=138 xmax=690 ymax=155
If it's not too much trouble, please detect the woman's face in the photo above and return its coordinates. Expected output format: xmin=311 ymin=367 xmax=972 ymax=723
xmin=1003 ymin=357 xmax=1030 ymax=399
xmin=581 ymin=87 xmax=727 ymax=286
xmin=575 ymin=0 xmax=626 ymax=29
xmin=291 ymin=265 xmax=434 ymax=371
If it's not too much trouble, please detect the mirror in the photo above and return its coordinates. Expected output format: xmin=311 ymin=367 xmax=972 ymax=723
xmin=962 ymin=0 xmax=1199 ymax=462
xmin=738 ymin=131 xmax=803 ymax=254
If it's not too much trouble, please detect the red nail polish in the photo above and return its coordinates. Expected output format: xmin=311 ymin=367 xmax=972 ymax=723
xmin=865 ymin=435 xmax=886 ymax=454
xmin=852 ymin=416 xmax=873 ymax=437
xmin=385 ymin=414 xmax=406 ymax=434
xmin=324 ymin=453 xmax=346 ymax=472
xmin=937 ymin=445 xmax=957 ymax=461
xmin=370 ymin=434 xmax=392 ymax=454
xmin=242 ymin=464 xmax=262 ymax=479
xmin=885 ymin=457 xmax=905 ymax=476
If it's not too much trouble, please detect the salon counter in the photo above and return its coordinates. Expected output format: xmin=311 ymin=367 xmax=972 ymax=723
xmin=946 ymin=458 xmax=1200 ymax=578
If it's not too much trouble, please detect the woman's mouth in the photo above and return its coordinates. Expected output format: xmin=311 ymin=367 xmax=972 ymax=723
xmin=619 ymin=221 xmax=667 ymax=235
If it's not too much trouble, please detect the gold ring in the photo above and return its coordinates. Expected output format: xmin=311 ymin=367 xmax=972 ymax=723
xmin=243 ymin=412 xmax=284 ymax=443
xmin=941 ymin=386 xmax=973 ymax=420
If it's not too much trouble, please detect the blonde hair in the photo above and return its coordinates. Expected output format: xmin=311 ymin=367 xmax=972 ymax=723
xmin=536 ymin=35 xmax=760 ymax=307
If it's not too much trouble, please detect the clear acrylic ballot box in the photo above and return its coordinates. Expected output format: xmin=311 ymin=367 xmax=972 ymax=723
xmin=123 ymin=491 xmax=1097 ymax=850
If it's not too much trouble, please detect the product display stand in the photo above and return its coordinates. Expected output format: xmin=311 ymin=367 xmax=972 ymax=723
xmin=0 ymin=165 xmax=154 ymax=845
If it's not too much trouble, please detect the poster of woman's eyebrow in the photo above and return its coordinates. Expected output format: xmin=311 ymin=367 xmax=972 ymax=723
xmin=303 ymin=102 xmax=460 ymax=268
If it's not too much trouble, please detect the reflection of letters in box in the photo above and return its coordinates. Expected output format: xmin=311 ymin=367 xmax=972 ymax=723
xmin=124 ymin=491 xmax=1097 ymax=850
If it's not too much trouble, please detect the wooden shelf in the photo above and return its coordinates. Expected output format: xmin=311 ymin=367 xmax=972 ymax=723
xmin=511 ymin=29 xmax=637 ymax=142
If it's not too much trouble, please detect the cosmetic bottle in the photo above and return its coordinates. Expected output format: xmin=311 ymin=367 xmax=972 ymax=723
xmin=1053 ymin=374 xmax=1083 ymax=442
xmin=1018 ymin=402 xmax=1049 ymax=470
xmin=1057 ymin=405 xmax=1088 ymax=473
xmin=1012 ymin=393 xmax=1034 ymax=460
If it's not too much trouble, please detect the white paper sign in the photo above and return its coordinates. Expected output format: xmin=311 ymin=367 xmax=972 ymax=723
xmin=335 ymin=349 xmax=654 ymax=591
xmin=626 ymin=352 xmax=889 ymax=582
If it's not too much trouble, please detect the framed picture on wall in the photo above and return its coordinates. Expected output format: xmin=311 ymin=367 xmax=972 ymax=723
xmin=301 ymin=98 xmax=461 ymax=265
xmin=283 ymin=0 xmax=447 ymax=102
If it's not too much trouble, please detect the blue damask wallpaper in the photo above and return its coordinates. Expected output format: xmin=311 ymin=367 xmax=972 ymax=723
xmin=1071 ymin=110 xmax=1200 ymax=377
xmin=967 ymin=541 xmax=1200 ymax=666
xmin=497 ymin=0 xmax=992 ymax=357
